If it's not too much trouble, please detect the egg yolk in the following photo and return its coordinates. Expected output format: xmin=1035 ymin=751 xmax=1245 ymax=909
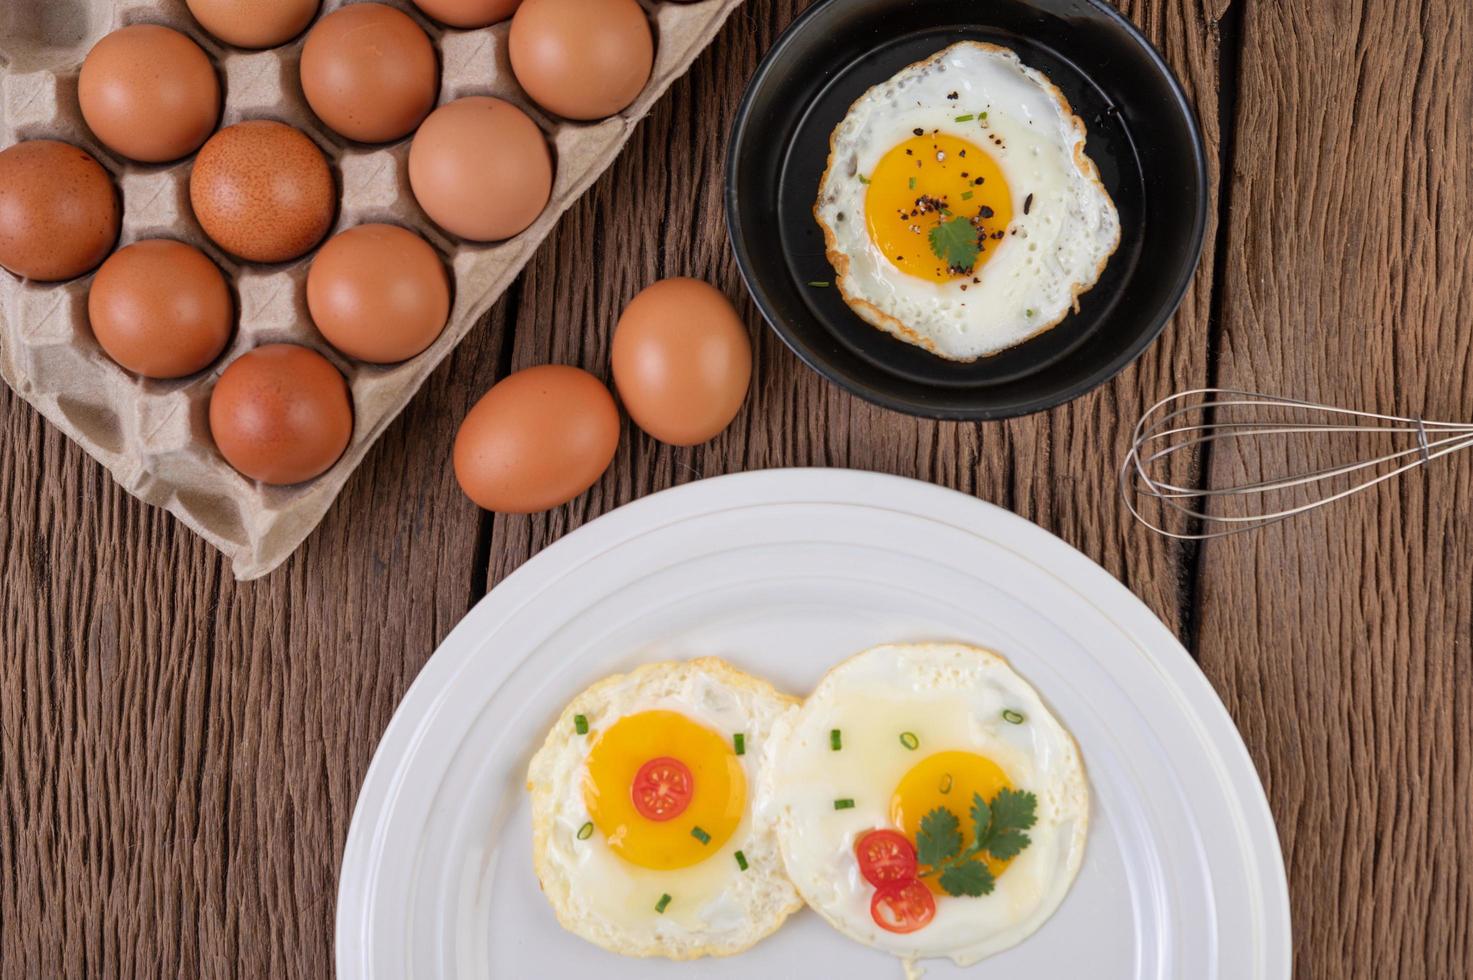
xmin=583 ymin=709 xmax=745 ymax=870
xmin=864 ymin=133 xmax=1012 ymax=283
xmin=890 ymin=750 xmax=1016 ymax=893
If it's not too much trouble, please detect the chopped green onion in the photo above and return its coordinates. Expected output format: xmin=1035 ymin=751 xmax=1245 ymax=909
xmin=830 ymin=729 xmax=842 ymax=751
xmin=939 ymin=773 xmax=954 ymax=794
xmin=734 ymin=850 xmax=749 ymax=871
xmin=954 ymin=113 xmax=975 ymax=122
xmin=807 ymin=280 xmax=831 ymax=288
xmin=1025 ymin=309 xmax=1035 ymax=318
xmin=655 ymin=893 xmax=672 ymax=914
xmin=1002 ymin=709 xmax=1026 ymax=724
xmin=834 ymin=798 xmax=855 ymax=810
xmin=899 ymin=731 xmax=920 ymax=750
xmin=573 ymin=714 xmax=588 ymax=735
xmin=576 ymin=821 xmax=593 ymax=840
xmin=691 ymin=826 xmax=711 ymax=844
xmin=733 ymin=733 xmax=746 ymax=755
xmin=961 ymin=190 xmax=974 ymax=201
xmin=908 ymin=176 xmax=916 ymax=189
xmin=858 ymin=174 xmax=870 ymax=184
xmin=980 ymin=111 xmax=988 ymax=120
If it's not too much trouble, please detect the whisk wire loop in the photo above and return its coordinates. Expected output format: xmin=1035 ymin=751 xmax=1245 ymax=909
xmin=1121 ymin=389 xmax=1473 ymax=540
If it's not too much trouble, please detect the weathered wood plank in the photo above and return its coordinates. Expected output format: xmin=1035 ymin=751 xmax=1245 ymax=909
xmin=1197 ymin=0 xmax=1473 ymax=976
xmin=0 ymin=307 xmax=507 ymax=977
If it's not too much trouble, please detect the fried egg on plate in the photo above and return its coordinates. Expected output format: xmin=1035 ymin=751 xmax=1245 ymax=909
xmin=760 ymin=642 xmax=1089 ymax=966
xmin=815 ymin=41 xmax=1120 ymax=361
xmin=527 ymin=658 xmax=802 ymax=958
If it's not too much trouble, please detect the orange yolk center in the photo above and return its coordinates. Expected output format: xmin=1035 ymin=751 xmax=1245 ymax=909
xmin=583 ymin=709 xmax=745 ymax=870
xmin=890 ymin=750 xmax=1016 ymax=894
xmin=863 ymin=132 xmax=1012 ymax=283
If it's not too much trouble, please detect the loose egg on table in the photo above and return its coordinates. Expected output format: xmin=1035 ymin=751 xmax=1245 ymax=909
xmin=408 ymin=97 xmax=553 ymax=242
xmin=0 ymin=140 xmax=119 ymax=282
xmin=300 ymin=3 xmax=439 ymax=144
xmin=186 ymin=0 xmax=320 ymax=49
xmin=611 ymin=277 xmax=751 ymax=446
xmin=307 ymin=224 xmax=450 ymax=364
xmin=190 ymin=120 xmax=337 ymax=264
xmin=89 ymin=240 xmax=233 ymax=379
xmin=815 ymin=41 xmax=1120 ymax=361
xmin=508 ymin=0 xmax=653 ymax=120
xmin=79 ymin=24 xmax=220 ymax=164
xmin=527 ymin=659 xmax=803 ymax=958
xmin=761 ymin=642 xmax=1089 ymax=966
xmin=209 ymin=344 xmax=353 ymax=484
xmin=452 ymin=364 xmax=618 ymax=513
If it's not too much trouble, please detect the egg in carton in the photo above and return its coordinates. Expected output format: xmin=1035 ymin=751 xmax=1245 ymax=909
xmin=0 ymin=0 xmax=742 ymax=579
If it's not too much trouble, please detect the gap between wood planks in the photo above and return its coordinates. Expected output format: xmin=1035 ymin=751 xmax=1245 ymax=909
xmin=465 ymin=276 xmax=523 ymax=609
xmin=1179 ymin=0 xmax=1245 ymax=661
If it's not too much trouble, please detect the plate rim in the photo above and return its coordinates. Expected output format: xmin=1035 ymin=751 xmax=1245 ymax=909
xmin=722 ymin=0 xmax=1211 ymax=420
xmin=336 ymin=469 xmax=1291 ymax=978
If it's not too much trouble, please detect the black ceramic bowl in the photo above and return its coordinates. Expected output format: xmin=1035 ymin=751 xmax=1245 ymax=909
xmin=725 ymin=0 xmax=1208 ymax=419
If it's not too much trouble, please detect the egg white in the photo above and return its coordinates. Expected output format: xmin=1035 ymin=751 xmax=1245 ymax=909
xmin=759 ymin=642 xmax=1089 ymax=965
xmin=527 ymin=658 xmax=803 ymax=959
xmin=815 ymin=41 xmax=1120 ymax=361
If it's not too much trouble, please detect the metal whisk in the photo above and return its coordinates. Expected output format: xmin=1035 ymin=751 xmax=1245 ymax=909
xmin=1121 ymin=389 xmax=1473 ymax=539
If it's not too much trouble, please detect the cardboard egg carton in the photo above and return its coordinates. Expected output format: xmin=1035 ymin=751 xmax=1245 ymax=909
xmin=0 ymin=0 xmax=741 ymax=578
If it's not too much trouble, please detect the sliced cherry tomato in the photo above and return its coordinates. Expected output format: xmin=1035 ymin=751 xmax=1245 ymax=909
xmin=631 ymin=757 xmax=694 ymax=821
xmin=855 ymin=829 xmax=919 ymax=886
xmin=871 ymin=880 xmax=936 ymax=934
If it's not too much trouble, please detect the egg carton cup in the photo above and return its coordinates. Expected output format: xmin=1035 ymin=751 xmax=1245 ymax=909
xmin=0 ymin=0 xmax=741 ymax=579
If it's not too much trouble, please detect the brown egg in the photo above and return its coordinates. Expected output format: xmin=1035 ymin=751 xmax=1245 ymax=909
xmin=453 ymin=365 xmax=619 ymax=512
xmin=186 ymin=0 xmax=320 ymax=48
xmin=408 ymin=97 xmax=552 ymax=241
xmin=307 ymin=224 xmax=449 ymax=363
xmin=79 ymin=25 xmax=220 ymax=163
xmin=611 ymin=278 xmax=752 ymax=446
xmin=0 ymin=140 xmax=119 ymax=282
xmin=409 ymin=0 xmax=522 ymax=29
xmin=209 ymin=344 xmax=353 ymax=484
xmin=89 ymin=240 xmax=232 ymax=379
xmin=300 ymin=4 xmax=438 ymax=144
xmin=190 ymin=120 xmax=336 ymax=263
xmin=508 ymin=0 xmax=653 ymax=120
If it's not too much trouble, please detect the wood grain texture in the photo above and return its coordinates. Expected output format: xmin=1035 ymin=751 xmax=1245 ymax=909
xmin=4 ymin=0 xmax=1466 ymax=976
xmin=1197 ymin=0 xmax=1473 ymax=977
xmin=0 ymin=306 xmax=508 ymax=977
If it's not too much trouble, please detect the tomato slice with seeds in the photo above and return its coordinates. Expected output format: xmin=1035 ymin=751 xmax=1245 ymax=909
xmin=871 ymin=880 xmax=936 ymax=934
xmin=855 ymin=829 xmax=919 ymax=886
xmin=631 ymin=756 xmax=694 ymax=821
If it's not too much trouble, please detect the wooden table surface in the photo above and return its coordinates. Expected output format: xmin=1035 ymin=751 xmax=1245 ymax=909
xmin=3 ymin=0 xmax=1470 ymax=976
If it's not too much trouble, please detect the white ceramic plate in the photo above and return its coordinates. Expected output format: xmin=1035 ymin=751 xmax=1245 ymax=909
xmin=337 ymin=469 xmax=1291 ymax=979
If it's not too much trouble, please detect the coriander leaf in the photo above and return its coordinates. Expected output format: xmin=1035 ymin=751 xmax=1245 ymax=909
xmin=928 ymin=217 xmax=980 ymax=271
xmin=917 ymin=807 xmax=963 ymax=868
xmin=990 ymin=788 xmax=1038 ymax=835
xmin=986 ymin=828 xmax=1032 ymax=861
xmin=968 ymin=792 xmax=992 ymax=849
xmin=938 ymin=859 xmax=995 ymax=897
